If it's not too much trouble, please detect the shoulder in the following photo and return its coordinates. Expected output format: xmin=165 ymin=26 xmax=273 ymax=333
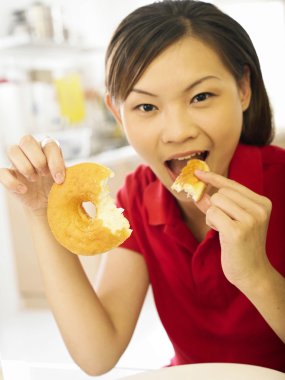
xmin=116 ymin=164 xmax=156 ymax=206
xmin=123 ymin=164 xmax=156 ymax=189
xmin=260 ymin=144 xmax=285 ymax=166
xmin=259 ymin=144 xmax=285 ymax=197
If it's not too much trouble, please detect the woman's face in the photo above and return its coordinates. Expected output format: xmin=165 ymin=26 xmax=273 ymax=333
xmin=109 ymin=36 xmax=251 ymax=203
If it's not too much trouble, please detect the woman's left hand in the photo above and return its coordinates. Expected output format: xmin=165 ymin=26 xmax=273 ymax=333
xmin=195 ymin=170 xmax=272 ymax=290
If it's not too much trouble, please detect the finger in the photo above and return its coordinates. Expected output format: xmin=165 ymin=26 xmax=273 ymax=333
xmin=41 ymin=142 xmax=65 ymax=184
xmin=195 ymin=170 xmax=264 ymax=204
xmin=8 ymin=135 xmax=49 ymax=180
xmin=216 ymin=187 xmax=272 ymax=214
xmin=206 ymin=204 xmax=235 ymax=233
xmin=7 ymin=144 xmax=38 ymax=182
xmin=0 ymin=168 xmax=27 ymax=194
xmin=210 ymin=191 xmax=255 ymax=222
xmin=18 ymin=135 xmax=50 ymax=176
xmin=195 ymin=193 xmax=211 ymax=214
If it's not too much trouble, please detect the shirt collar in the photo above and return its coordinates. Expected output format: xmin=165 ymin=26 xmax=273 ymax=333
xmin=144 ymin=144 xmax=264 ymax=226
xmin=144 ymin=180 xmax=179 ymax=226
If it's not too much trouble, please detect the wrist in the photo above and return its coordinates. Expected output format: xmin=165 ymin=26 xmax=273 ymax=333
xmin=237 ymin=259 xmax=274 ymax=296
xmin=26 ymin=207 xmax=48 ymax=221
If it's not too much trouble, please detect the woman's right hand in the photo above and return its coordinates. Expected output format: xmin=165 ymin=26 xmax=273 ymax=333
xmin=0 ymin=135 xmax=65 ymax=214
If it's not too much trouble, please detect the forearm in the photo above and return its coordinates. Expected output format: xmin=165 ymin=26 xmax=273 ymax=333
xmin=28 ymin=211 xmax=121 ymax=375
xmin=239 ymin=262 xmax=285 ymax=344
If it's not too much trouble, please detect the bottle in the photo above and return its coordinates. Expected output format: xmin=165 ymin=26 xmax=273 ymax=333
xmin=8 ymin=9 xmax=30 ymax=37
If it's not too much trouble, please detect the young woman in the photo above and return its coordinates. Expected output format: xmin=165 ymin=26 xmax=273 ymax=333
xmin=0 ymin=0 xmax=284 ymax=375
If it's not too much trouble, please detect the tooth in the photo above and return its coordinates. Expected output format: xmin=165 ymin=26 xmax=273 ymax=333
xmin=178 ymin=156 xmax=191 ymax=160
xmin=177 ymin=152 xmax=202 ymax=160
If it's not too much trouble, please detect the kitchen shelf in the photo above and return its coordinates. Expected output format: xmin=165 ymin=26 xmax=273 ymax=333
xmin=0 ymin=35 xmax=99 ymax=56
xmin=0 ymin=35 xmax=103 ymax=70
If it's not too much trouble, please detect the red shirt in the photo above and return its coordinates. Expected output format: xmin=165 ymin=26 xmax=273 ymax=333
xmin=117 ymin=144 xmax=285 ymax=372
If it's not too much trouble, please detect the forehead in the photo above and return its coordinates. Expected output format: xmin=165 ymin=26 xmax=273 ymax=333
xmin=133 ymin=36 xmax=231 ymax=89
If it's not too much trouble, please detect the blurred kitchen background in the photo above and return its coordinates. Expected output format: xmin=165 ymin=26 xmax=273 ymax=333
xmin=0 ymin=1 xmax=285 ymax=379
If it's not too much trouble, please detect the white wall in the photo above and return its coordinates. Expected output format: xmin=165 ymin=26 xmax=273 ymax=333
xmin=214 ymin=0 xmax=285 ymax=131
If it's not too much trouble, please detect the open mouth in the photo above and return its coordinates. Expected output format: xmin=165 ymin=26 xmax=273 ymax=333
xmin=165 ymin=150 xmax=209 ymax=180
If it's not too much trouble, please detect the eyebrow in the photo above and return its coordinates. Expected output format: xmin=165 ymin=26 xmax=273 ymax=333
xmin=131 ymin=75 xmax=220 ymax=97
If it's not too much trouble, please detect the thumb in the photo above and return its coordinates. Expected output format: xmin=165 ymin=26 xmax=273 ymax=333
xmin=195 ymin=193 xmax=211 ymax=214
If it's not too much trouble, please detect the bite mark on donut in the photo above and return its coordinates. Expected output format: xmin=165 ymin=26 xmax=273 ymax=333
xmin=96 ymin=178 xmax=130 ymax=234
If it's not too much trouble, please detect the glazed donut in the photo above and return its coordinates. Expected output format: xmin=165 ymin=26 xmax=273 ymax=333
xmin=171 ymin=159 xmax=210 ymax=201
xmin=47 ymin=162 xmax=132 ymax=255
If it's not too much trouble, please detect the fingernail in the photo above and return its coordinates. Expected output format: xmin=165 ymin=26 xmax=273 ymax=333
xmin=16 ymin=184 xmax=27 ymax=193
xmin=55 ymin=172 xmax=64 ymax=183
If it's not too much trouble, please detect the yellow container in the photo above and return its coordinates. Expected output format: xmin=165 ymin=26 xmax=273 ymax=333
xmin=54 ymin=73 xmax=86 ymax=124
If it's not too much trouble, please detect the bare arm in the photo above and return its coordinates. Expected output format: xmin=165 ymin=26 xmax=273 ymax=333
xmin=196 ymin=170 xmax=285 ymax=343
xmin=0 ymin=135 xmax=150 ymax=375
xmin=239 ymin=262 xmax=285 ymax=343
xmin=29 ymin=212 xmax=149 ymax=375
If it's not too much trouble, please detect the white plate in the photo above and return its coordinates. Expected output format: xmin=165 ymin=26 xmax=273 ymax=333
xmin=122 ymin=363 xmax=285 ymax=380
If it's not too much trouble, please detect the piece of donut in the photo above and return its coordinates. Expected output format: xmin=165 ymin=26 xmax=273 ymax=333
xmin=171 ymin=159 xmax=210 ymax=201
xmin=47 ymin=162 xmax=132 ymax=255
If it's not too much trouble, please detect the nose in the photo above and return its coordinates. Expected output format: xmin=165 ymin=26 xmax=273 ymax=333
xmin=161 ymin=105 xmax=199 ymax=144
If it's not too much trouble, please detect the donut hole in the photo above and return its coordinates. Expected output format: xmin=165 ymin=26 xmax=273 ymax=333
xmin=82 ymin=201 xmax=97 ymax=219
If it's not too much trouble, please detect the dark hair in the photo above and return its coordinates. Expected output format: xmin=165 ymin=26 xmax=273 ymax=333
xmin=105 ymin=0 xmax=274 ymax=145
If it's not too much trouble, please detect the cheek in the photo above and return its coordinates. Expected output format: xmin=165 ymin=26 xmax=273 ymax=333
xmin=222 ymin=105 xmax=244 ymax=141
xmin=120 ymin=115 xmax=155 ymax=158
xmin=198 ymin=102 xmax=243 ymax=141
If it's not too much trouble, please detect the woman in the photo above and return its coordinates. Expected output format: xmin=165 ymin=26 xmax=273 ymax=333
xmin=1 ymin=0 xmax=284 ymax=375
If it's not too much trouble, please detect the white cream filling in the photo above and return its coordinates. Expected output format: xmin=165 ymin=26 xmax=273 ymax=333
xmin=171 ymin=182 xmax=194 ymax=197
xmin=96 ymin=178 xmax=130 ymax=233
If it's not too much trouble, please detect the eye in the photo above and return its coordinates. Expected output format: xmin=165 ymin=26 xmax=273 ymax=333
xmin=192 ymin=92 xmax=213 ymax=103
xmin=136 ymin=104 xmax=157 ymax=112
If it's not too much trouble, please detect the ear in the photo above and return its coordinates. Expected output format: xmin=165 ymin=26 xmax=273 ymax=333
xmin=105 ymin=93 xmax=123 ymax=127
xmin=239 ymin=65 xmax=252 ymax=111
